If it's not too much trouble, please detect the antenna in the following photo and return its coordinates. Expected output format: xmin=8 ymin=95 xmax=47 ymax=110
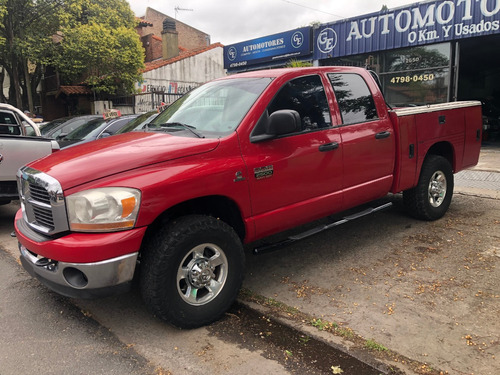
xmin=174 ymin=6 xmax=193 ymax=19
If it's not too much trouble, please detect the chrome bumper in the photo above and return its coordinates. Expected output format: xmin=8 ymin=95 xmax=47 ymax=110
xmin=19 ymin=243 xmax=138 ymax=299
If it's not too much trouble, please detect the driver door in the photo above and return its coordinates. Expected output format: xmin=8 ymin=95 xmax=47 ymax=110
xmin=240 ymin=74 xmax=343 ymax=239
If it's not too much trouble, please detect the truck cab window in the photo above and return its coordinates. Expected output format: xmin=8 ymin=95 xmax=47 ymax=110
xmin=268 ymin=75 xmax=331 ymax=132
xmin=328 ymin=73 xmax=378 ymax=125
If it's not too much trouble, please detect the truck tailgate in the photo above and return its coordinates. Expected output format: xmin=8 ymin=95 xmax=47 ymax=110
xmin=0 ymin=136 xmax=58 ymax=182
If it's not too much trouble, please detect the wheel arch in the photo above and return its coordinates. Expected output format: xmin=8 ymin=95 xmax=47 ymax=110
xmin=424 ymin=141 xmax=455 ymax=172
xmin=144 ymin=195 xmax=246 ymax=243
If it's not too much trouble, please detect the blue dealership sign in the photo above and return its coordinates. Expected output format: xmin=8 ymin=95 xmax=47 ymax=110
xmin=314 ymin=0 xmax=500 ymax=60
xmin=224 ymin=27 xmax=312 ymax=69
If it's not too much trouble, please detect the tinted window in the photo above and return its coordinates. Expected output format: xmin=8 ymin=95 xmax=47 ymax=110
xmin=0 ymin=125 xmax=21 ymax=135
xmin=328 ymin=73 xmax=378 ymax=125
xmin=268 ymin=75 xmax=331 ymax=132
xmin=100 ymin=117 xmax=135 ymax=136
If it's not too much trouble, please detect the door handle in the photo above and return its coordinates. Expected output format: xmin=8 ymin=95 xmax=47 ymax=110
xmin=319 ymin=142 xmax=339 ymax=152
xmin=375 ymin=131 xmax=391 ymax=139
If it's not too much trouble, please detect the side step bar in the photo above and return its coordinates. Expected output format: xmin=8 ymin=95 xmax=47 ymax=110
xmin=253 ymin=202 xmax=393 ymax=255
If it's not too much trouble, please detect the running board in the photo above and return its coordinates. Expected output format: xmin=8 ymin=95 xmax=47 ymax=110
xmin=253 ymin=202 xmax=393 ymax=255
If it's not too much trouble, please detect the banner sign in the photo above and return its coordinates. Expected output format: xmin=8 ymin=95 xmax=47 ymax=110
xmin=314 ymin=0 xmax=500 ymax=60
xmin=224 ymin=27 xmax=312 ymax=69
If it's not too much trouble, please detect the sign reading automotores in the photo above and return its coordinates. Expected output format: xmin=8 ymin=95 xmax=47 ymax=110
xmin=224 ymin=27 xmax=312 ymax=69
xmin=314 ymin=0 xmax=500 ymax=60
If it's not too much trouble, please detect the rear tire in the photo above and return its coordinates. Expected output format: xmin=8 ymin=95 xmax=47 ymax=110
xmin=403 ymin=155 xmax=453 ymax=221
xmin=140 ymin=215 xmax=245 ymax=328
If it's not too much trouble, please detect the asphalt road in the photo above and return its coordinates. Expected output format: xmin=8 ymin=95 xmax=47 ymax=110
xmin=0 ymin=235 xmax=155 ymax=375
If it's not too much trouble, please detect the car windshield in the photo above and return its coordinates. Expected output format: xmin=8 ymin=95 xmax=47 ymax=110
xmin=116 ymin=111 xmax=158 ymax=134
xmin=148 ymin=77 xmax=272 ymax=137
xmin=62 ymin=118 xmax=107 ymax=141
xmin=40 ymin=117 xmax=71 ymax=135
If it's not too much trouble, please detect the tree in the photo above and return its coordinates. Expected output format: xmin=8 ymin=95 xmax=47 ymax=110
xmin=0 ymin=0 xmax=144 ymax=111
xmin=0 ymin=0 xmax=64 ymax=110
xmin=54 ymin=0 xmax=144 ymax=96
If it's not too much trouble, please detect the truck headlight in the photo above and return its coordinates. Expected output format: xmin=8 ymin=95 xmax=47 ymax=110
xmin=67 ymin=188 xmax=141 ymax=232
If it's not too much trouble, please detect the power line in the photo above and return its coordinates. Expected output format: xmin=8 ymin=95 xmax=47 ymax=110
xmin=279 ymin=0 xmax=345 ymax=19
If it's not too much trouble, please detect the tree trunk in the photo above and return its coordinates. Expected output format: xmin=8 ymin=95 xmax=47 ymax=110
xmin=6 ymin=12 xmax=23 ymax=109
xmin=0 ymin=69 xmax=7 ymax=103
xmin=23 ymin=60 xmax=34 ymax=113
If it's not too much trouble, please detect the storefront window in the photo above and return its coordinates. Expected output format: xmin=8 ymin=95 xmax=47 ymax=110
xmin=379 ymin=43 xmax=451 ymax=107
xmin=320 ymin=54 xmax=381 ymax=73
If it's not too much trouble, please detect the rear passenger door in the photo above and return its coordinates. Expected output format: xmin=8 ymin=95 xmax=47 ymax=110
xmin=328 ymin=73 xmax=395 ymax=207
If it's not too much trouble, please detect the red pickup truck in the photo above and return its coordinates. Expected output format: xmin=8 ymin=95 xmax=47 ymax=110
xmin=14 ymin=67 xmax=482 ymax=328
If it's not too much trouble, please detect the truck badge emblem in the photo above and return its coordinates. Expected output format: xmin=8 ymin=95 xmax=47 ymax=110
xmin=233 ymin=171 xmax=245 ymax=182
xmin=254 ymin=165 xmax=273 ymax=180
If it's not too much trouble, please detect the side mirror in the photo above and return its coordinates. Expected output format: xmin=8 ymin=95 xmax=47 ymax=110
xmin=268 ymin=110 xmax=301 ymax=135
xmin=250 ymin=109 xmax=301 ymax=143
xmin=99 ymin=132 xmax=112 ymax=139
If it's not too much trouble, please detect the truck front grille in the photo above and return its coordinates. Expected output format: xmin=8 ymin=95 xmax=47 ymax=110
xmin=32 ymin=204 xmax=55 ymax=228
xmin=28 ymin=183 xmax=52 ymax=205
xmin=17 ymin=167 xmax=69 ymax=236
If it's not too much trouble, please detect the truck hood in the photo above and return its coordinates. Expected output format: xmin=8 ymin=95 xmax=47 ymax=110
xmin=29 ymin=132 xmax=220 ymax=189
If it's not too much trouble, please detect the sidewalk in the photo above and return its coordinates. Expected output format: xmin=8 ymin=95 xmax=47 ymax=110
xmin=455 ymin=147 xmax=500 ymax=198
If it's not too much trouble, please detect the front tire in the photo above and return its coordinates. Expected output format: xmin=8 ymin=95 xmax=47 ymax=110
xmin=403 ymin=155 xmax=454 ymax=221
xmin=140 ymin=215 xmax=245 ymax=328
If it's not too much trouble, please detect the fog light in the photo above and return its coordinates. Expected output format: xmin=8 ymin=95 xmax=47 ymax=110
xmin=63 ymin=267 xmax=88 ymax=288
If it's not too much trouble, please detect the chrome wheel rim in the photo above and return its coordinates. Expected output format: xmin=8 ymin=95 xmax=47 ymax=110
xmin=177 ymin=243 xmax=228 ymax=306
xmin=428 ymin=170 xmax=447 ymax=208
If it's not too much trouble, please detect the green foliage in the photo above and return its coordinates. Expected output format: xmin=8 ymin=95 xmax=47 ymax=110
xmin=0 ymin=0 xmax=144 ymax=107
xmin=55 ymin=0 xmax=144 ymax=95
xmin=365 ymin=338 xmax=388 ymax=352
xmin=286 ymin=59 xmax=313 ymax=68
xmin=55 ymin=23 xmax=144 ymax=94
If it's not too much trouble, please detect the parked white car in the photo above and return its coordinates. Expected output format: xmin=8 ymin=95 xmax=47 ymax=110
xmin=0 ymin=104 xmax=58 ymax=204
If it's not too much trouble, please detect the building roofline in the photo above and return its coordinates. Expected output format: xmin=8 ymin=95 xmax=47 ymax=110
xmin=142 ymin=42 xmax=224 ymax=72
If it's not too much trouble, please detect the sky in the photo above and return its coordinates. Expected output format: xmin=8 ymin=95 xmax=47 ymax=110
xmin=127 ymin=0 xmax=421 ymax=45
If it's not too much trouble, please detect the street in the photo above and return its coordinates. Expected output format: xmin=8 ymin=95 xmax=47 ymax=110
xmin=1 ymin=153 xmax=499 ymax=374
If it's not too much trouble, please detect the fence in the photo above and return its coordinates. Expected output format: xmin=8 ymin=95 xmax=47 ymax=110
xmin=112 ymin=91 xmax=184 ymax=113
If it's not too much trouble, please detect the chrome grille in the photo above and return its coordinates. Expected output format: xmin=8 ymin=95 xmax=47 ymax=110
xmin=32 ymin=205 xmax=55 ymax=228
xmin=28 ymin=183 xmax=51 ymax=205
xmin=17 ymin=166 xmax=69 ymax=236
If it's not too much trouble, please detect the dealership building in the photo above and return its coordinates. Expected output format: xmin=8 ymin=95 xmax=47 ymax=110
xmin=224 ymin=0 xmax=500 ymax=141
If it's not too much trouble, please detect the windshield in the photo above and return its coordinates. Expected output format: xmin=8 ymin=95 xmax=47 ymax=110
xmin=40 ymin=117 xmax=70 ymax=135
xmin=63 ymin=118 xmax=106 ymax=141
xmin=116 ymin=110 xmax=159 ymax=134
xmin=148 ymin=77 xmax=272 ymax=137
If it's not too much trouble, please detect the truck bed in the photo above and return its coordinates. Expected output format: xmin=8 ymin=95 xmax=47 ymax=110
xmin=390 ymin=101 xmax=482 ymax=193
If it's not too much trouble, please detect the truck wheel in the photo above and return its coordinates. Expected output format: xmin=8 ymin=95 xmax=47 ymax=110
xmin=140 ymin=215 xmax=245 ymax=328
xmin=403 ymin=155 xmax=454 ymax=221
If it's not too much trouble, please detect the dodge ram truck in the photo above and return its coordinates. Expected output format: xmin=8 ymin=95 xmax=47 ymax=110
xmin=14 ymin=67 xmax=482 ymax=328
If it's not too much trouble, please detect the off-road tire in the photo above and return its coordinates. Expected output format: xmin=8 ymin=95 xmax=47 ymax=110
xmin=140 ymin=215 xmax=245 ymax=329
xmin=403 ymin=155 xmax=454 ymax=221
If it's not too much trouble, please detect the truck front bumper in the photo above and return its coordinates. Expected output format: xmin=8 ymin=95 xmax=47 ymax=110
xmin=19 ymin=243 xmax=138 ymax=299
xmin=14 ymin=209 xmax=144 ymax=299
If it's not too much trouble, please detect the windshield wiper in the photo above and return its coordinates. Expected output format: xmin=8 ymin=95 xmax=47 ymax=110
xmin=155 ymin=122 xmax=205 ymax=138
